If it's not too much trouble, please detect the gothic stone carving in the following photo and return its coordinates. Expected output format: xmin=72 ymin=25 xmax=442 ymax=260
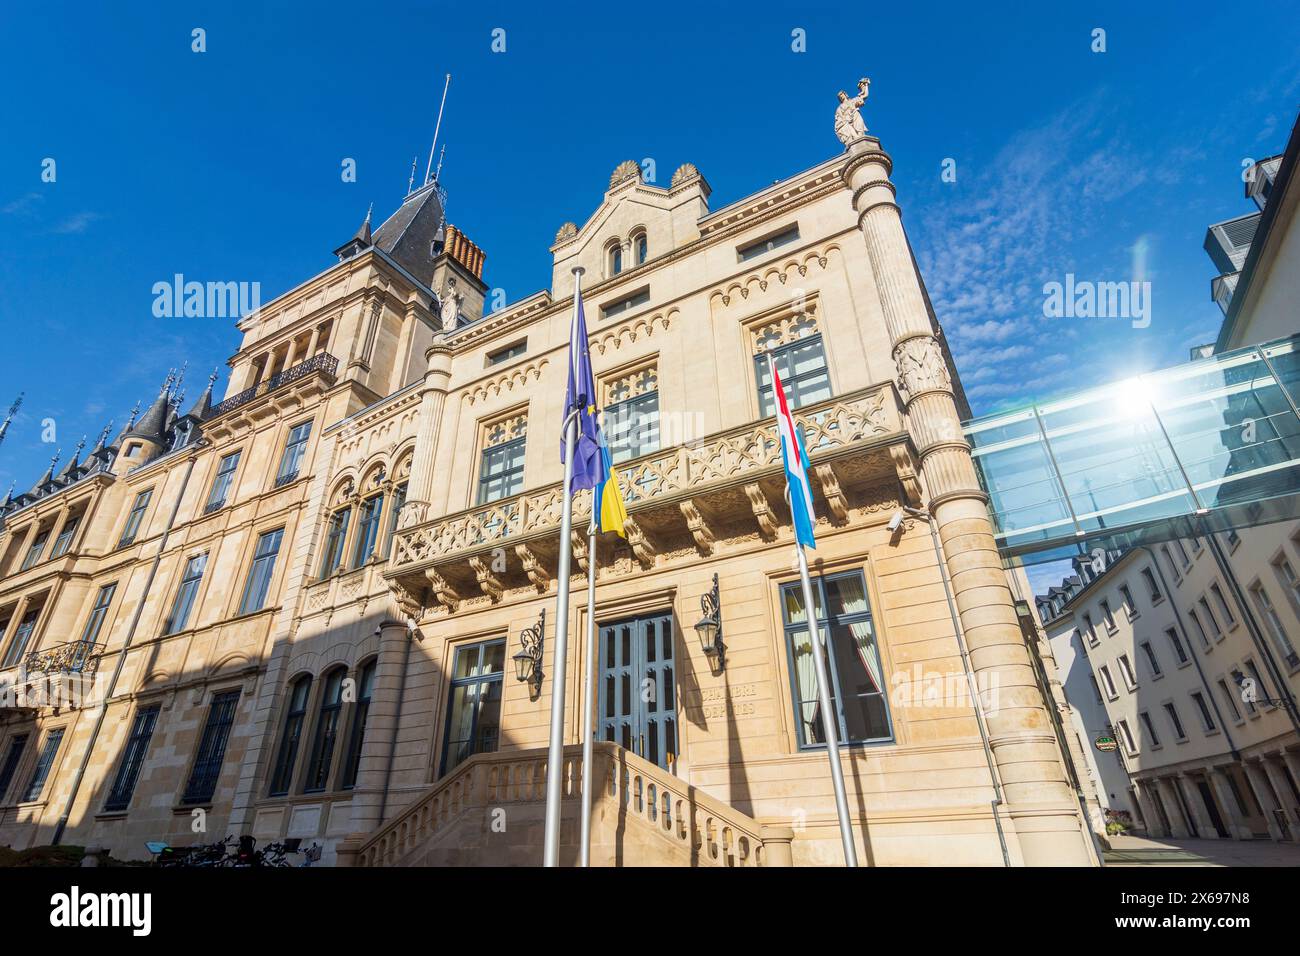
xmin=893 ymin=336 xmax=952 ymax=401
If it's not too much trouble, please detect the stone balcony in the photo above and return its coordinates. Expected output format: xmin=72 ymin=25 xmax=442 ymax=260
xmin=385 ymin=382 xmax=918 ymax=614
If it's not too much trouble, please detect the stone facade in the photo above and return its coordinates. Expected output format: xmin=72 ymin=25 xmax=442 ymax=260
xmin=0 ymin=130 xmax=1097 ymax=865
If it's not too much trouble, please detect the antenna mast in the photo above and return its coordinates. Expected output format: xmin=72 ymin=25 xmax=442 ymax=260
xmin=425 ymin=73 xmax=451 ymax=186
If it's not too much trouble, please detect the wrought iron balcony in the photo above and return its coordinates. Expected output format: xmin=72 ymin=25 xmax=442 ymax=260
xmin=24 ymin=639 xmax=105 ymax=675
xmin=386 ymin=383 xmax=913 ymax=612
xmin=209 ymin=352 xmax=339 ymax=419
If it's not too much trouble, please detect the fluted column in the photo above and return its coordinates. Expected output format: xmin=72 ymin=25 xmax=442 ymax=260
xmin=349 ymin=619 xmax=410 ymax=835
xmin=843 ymin=136 xmax=1090 ymax=864
xmin=399 ymin=338 xmax=454 ymax=529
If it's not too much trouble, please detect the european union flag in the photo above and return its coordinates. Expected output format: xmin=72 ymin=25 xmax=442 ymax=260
xmin=562 ymin=288 xmax=605 ymax=492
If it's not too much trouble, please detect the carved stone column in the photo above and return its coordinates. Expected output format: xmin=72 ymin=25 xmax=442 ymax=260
xmin=1208 ymin=766 xmax=1252 ymax=840
xmin=399 ymin=339 xmax=454 ymax=530
xmin=843 ymin=136 xmax=1090 ymax=865
xmin=349 ymin=619 xmax=410 ymax=836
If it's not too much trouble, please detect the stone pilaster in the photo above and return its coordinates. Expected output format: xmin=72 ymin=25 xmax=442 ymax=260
xmin=1154 ymin=777 xmax=1191 ymax=837
xmin=842 ymin=136 xmax=1091 ymax=865
xmin=1242 ymin=760 xmax=1285 ymax=840
xmin=348 ymin=620 xmax=410 ymax=835
xmin=1209 ymin=766 xmax=1253 ymax=840
xmin=399 ymin=338 xmax=454 ymax=529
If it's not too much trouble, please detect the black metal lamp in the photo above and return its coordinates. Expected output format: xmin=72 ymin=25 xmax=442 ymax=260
xmin=1231 ymin=667 xmax=1287 ymax=708
xmin=513 ymin=609 xmax=545 ymax=694
xmin=694 ymin=573 xmax=724 ymax=669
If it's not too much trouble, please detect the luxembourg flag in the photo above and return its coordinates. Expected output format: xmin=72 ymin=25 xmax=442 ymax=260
xmin=769 ymin=355 xmax=817 ymax=549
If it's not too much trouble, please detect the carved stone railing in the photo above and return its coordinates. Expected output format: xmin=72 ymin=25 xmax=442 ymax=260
xmin=349 ymin=742 xmax=767 ymax=867
xmin=389 ymin=383 xmax=903 ymax=579
xmin=24 ymin=639 xmax=105 ymax=675
xmin=210 ymin=352 xmax=338 ymax=419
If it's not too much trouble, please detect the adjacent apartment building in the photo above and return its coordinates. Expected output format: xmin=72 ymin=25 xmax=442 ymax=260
xmin=1040 ymin=113 xmax=1300 ymax=844
xmin=0 ymin=104 xmax=1098 ymax=866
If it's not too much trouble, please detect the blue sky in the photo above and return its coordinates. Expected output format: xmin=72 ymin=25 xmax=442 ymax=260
xmin=2 ymin=2 xmax=1298 ymax=593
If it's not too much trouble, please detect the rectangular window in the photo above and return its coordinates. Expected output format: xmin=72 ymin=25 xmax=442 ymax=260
xmin=738 ymin=224 xmax=799 ymax=262
xmin=1140 ymin=641 xmax=1162 ymax=678
xmin=104 ymin=705 xmax=161 ymax=812
xmin=383 ymin=483 xmax=407 ymax=558
xmin=604 ymin=390 xmax=660 ymax=463
xmin=1119 ymin=584 xmax=1136 ymax=619
xmin=1088 ymin=674 xmax=1102 ymax=703
xmin=1210 ymin=583 xmax=1236 ymax=629
xmin=1115 ymin=719 xmax=1137 ymax=756
xmin=270 ymin=678 xmax=312 ymax=796
xmin=276 ymin=421 xmax=312 ymax=485
xmin=1097 ymin=665 xmax=1118 ymax=700
xmin=486 ymin=340 xmax=526 ymax=366
xmin=441 ymin=640 xmax=506 ymax=774
xmin=1082 ymin=613 xmax=1098 ymax=647
xmin=1165 ymin=626 xmax=1189 ymax=665
xmin=340 ymin=661 xmax=376 ymax=790
xmin=600 ymin=288 xmax=651 ymax=320
xmin=1172 ymin=538 xmax=1191 ymax=569
xmin=20 ymin=530 xmax=50 ymax=571
xmin=1100 ymin=600 xmax=1117 ymax=633
xmin=0 ymin=734 xmax=29 ymax=803
xmin=304 ymin=670 xmax=346 ymax=792
xmin=755 ymin=336 xmax=831 ymax=417
xmin=1277 ymin=554 xmax=1300 ymax=606
xmin=1245 ymin=660 xmax=1272 ymax=709
xmin=1217 ymin=679 xmax=1242 ymax=721
xmin=1250 ymin=582 xmax=1297 ymax=666
xmin=780 ymin=571 xmax=892 ymax=748
xmin=239 ymin=528 xmax=284 ymax=615
xmin=1163 ymin=702 xmax=1187 ymax=740
xmin=1226 ymin=529 xmax=1240 ymax=549
xmin=1187 ymin=608 xmax=1211 ymax=650
xmin=1161 ymin=545 xmax=1182 ymax=584
xmin=1141 ymin=568 xmax=1161 ymax=602
xmin=320 ymin=509 xmax=351 ymax=577
xmin=50 ymin=516 xmax=80 ymax=558
xmin=478 ymin=437 xmax=526 ymax=504
xmin=23 ymin=728 xmax=65 ymax=802
xmin=1198 ymin=597 xmax=1223 ymax=640
xmin=2 ymin=609 xmax=40 ymax=669
xmin=182 ymin=690 xmax=240 ymax=804
xmin=1138 ymin=711 xmax=1161 ymax=748
xmin=80 ymin=583 xmax=117 ymax=644
xmin=165 ymin=554 xmax=208 ymax=634
xmin=352 ymin=494 xmax=385 ymax=568
xmin=118 ymin=489 xmax=153 ymax=548
xmin=205 ymin=451 xmax=242 ymax=512
xmin=1190 ymin=691 xmax=1216 ymax=732
xmin=1117 ymin=654 xmax=1137 ymax=691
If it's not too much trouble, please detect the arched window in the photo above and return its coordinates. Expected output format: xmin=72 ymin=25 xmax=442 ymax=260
xmin=304 ymin=668 xmax=346 ymax=792
xmin=635 ymin=233 xmax=648 ymax=265
xmin=320 ymin=505 xmax=351 ymax=577
xmin=269 ymin=676 xmax=312 ymax=795
xmin=610 ymin=245 xmax=623 ymax=276
xmin=340 ymin=659 xmax=377 ymax=790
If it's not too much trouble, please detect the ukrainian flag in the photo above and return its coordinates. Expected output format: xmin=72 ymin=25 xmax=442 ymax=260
xmin=593 ymin=442 xmax=628 ymax=538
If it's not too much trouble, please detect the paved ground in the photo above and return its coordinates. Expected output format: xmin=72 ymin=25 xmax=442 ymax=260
xmin=1105 ymin=834 xmax=1300 ymax=866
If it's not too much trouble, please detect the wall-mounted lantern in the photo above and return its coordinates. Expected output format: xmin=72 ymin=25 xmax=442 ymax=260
xmin=513 ymin=608 xmax=546 ymax=696
xmin=694 ymin=573 xmax=724 ymax=670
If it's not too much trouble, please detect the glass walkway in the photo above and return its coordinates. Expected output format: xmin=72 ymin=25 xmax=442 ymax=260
xmin=964 ymin=333 xmax=1300 ymax=565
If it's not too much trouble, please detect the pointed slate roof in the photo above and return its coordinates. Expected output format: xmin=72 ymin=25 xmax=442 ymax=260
xmin=56 ymin=440 xmax=84 ymax=483
xmin=370 ymin=181 xmax=445 ymax=288
xmin=30 ymin=451 xmax=59 ymax=496
xmin=124 ymin=379 xmax=173 ymax=446
xmin=334 ymin=203 xmax=375 ymax=262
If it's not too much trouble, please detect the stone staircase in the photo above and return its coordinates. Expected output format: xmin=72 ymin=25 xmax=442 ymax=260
xmin=339 ymin=741 xmax=787 ymax=867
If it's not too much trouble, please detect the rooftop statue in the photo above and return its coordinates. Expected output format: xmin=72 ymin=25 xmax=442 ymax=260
xmin=834 ymin=78 xmax=871 ymax=147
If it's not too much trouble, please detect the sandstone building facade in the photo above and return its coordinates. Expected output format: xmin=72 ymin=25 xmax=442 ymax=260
xmin=0 ymin=122 xmax=1099 ymax=865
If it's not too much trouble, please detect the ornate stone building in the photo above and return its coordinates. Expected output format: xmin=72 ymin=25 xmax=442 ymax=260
xmin=0 ymin=99 xmax=1098 ymax=866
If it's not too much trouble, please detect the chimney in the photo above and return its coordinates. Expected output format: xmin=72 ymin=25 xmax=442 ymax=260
xmin=444 ymin=224 xmax=486 ymax=280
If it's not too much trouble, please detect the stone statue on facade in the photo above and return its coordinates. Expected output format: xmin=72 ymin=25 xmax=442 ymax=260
xmin=834 ymin=78 xmax=871 ymax=146
xmin=439 ymin=276 xmax=463 ymax=332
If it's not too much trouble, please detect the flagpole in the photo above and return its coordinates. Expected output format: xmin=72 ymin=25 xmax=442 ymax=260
xmin=543 ymin=268 xmax=585 ymax=867
xmin=769 ymin=353 xmax=857 ymax=867
xmin=795 ymin=542 xmax=859 ymax=867
xmin=579 ymin=520 xmax=597 ymax=866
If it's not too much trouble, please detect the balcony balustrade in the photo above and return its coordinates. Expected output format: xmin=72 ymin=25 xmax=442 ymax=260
xmin=385 ymin=383 xmax=914 ymax=612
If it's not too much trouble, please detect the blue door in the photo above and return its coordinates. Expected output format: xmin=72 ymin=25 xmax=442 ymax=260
xmin=599 ymin=612 xmax=677 ymax=772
